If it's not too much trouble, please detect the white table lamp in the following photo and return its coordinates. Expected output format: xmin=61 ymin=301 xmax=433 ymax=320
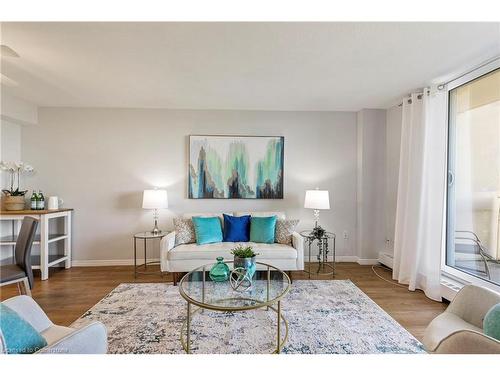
xmin=304 ymin=189 xmax=330 ymax=228
xmin=142 ymin=189 xmax=168 ymax=235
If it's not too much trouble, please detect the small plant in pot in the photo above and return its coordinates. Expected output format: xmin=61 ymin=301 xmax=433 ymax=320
xmin=1 ymin=161 xmax=34 ymax=211
xmin=231 ymin=245 xmax=259 ymax=278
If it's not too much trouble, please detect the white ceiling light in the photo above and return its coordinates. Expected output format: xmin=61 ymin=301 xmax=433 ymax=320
xmin=1 ymin=45 xmax=20 ymax=87
xmin=0 ymin=45 xmax=20 ymax=58
xmin=0 ymin=73 xmax=19 ymax=87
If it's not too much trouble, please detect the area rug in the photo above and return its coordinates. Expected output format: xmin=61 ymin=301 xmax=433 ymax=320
xmin=71 ymin=280 xmax=425 ymax=354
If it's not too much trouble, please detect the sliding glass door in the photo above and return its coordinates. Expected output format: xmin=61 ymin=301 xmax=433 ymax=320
xmin=446 ymin=63 xmax=500 ymax=286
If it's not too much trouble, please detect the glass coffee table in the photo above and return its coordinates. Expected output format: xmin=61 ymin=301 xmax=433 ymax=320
xmin=178 ymin=260 xmax=291 ymax=354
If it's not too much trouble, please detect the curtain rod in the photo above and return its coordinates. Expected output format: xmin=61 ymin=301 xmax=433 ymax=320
xmin=397 ymin=93 xmax=424 ymax=107
xmin=396 ymin=55 xmax=500 ymax=108
xmin=441 ymin=55 xmax=499 ymax=87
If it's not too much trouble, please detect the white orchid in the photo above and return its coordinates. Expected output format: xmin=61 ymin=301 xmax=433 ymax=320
xmin=0 ymin=161 xmax=17 ymax=172
xmin=15 ymin=162 xmax=34 ymax=172
xmin=23 ymin=164 xmax=34 ymax=172
xmin=1 ymin=160 xmax=35 ymax=196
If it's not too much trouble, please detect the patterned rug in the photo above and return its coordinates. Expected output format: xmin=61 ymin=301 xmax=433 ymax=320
xmin=71 ymin=280 xmax=425 ymax=354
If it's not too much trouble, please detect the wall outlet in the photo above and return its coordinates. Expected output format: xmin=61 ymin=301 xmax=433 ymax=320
xmin=343 ymin=230 xmax=348 ymax=240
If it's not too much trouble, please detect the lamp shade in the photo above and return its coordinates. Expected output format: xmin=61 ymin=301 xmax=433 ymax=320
xmin=142 ymin=189 xmax=168 ymax=209
xmin=304 ymin=190 xmax=330 ymax=210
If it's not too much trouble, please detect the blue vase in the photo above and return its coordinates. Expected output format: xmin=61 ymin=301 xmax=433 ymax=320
xmin=209 ymin=257 xmax=230 ymax=282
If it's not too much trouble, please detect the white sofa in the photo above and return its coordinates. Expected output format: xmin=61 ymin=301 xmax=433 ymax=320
xmin=160 ymin=211 xmax=304 ymax=281
xmin=1 ymin=295 xmax=107 ymax=354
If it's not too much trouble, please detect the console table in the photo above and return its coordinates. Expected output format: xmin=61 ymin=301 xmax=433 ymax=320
xmin=0 ymin=209 xmax=73 ymax=280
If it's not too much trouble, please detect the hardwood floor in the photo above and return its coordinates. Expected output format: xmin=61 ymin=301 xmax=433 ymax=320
xmin=0 ymin=263 xmax=447 ymax=341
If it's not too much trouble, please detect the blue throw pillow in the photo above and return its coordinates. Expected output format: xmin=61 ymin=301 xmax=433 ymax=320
xmin=223 ymin=214 xmax=251 ymax=242
xmin=0 ymin=303 xmax=47 ymax=354
xmin=484 ymin=303 xmax=500 ymax=340
xmin=192 ymin=216 xmax=223 ymax=245
xmin=250 ymin=216 xmax=277 ymax=244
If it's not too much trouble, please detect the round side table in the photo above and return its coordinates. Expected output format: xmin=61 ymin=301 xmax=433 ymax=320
xmin=300 ymin=230 xmax=336 ymax=278
xmin=133 ymin=231 xmax=167 ymax=278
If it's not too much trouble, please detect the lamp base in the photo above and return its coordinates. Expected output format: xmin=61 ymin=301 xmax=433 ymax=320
xmin=151 ymin=217 xmax=162 ymax=235
xmin=313 ymin=209 xmax=320 ymax=228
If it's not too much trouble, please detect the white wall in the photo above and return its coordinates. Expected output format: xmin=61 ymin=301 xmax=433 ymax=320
xmin=0 ymin=92 xmax=36 ymax=190
xmin=385 ymin=105 xmax=403 ymax=254
xmin=20 ymin=108 xmax=359 ymax=264
xmin=0 ymin=119 xmax=23 ymax=260
xmin=356 ymin=109 xmax=387 ymax=263
xmin=1 ymin=92 xmax=38 ymax=126
xmin=0 ymin=93 xmax=38 ymax=261
xmin=0 ymin=120 xmax=22 ymax=188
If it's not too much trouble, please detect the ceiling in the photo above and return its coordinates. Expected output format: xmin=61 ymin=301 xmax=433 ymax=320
xmin=1 ymin=22 xmax=499 ymax=111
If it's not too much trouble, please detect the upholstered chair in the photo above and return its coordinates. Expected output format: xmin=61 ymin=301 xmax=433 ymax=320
xmin=1 ymin=295 xmax=107 ymax=354
xmin=423 ymin=284 xmax=500 ymax=354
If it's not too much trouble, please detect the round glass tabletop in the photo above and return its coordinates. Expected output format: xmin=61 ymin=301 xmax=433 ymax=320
xmin=179 ymin=260 xmax=291 ymax=311
xmin=134 ymin=231 xmax=167 ymax=239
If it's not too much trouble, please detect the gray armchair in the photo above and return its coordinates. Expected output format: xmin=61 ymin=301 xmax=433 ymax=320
xmin=0 ymin=295 xmax=107 ymax=354
xmin=423 ymin=284 xmax=500 ymax=354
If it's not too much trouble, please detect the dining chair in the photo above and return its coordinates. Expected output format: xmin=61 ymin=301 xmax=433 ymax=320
xmin=0 ymin=216 xmax=39 ymax=296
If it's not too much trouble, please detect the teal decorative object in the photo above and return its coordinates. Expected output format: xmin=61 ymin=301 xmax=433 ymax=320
xmin=209 ymin=257 xmax=230 ymax=282
xmin=484 ymin=303 xmax=500 ymax=340
xmin=192 ymin=216 xmax=223 ymax=245
xmin=0 ymin=303 xmax=47 ymax=354
xmin=250 ymin=216 xmax=277 ymax=243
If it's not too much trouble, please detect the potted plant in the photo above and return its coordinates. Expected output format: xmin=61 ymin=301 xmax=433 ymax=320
xmin=1 ymin=161 xmax=34 ymax=211
xmin=231 ymin=245 xmax=259 ymax=278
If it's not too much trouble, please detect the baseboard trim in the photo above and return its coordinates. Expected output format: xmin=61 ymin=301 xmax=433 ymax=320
xmin=335 ymin=256 xmax=358 ymax=262
xmin=72 ymin=256 xmax=377 ymax=267
xmin=356 ymin=258 xmax=380 ymax=265
xmin=72 ymin=258 xmax=160 ymax=267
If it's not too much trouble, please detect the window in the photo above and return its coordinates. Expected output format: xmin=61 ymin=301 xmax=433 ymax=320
xmin=446 ymin=62 xmax=500 ymax=287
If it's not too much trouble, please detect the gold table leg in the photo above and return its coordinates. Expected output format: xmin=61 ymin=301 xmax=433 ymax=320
xmin=186 ymin=302 xmax=191 ymax=354
xmin=277 ymin=300 xmax=281 ymax=354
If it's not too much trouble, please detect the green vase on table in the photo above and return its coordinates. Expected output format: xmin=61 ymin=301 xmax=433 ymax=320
xmin=209 ymin=257 xmax=230 ymax=282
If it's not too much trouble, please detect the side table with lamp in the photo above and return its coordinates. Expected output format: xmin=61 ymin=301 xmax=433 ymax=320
xmin=302 ymin=189 xmax=336 ymax=278
xmin=134 ymin=189 xmax=169 ymax=278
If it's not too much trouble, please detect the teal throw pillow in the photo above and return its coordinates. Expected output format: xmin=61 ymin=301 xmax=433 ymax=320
xmin=192 ymin=216 xmax=223 ymax=245
xmin=484 ymin=303 xmax=500 ymax=340
xmin=250 ymin=216 xmax=277 ymax=244
xmin=0 ymin=303 xmax=47 ymax=354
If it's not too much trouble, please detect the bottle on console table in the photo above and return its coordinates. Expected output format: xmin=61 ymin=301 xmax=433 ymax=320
xmin=36 ymin=190 xmax=45 ymax=210
xmin=30 ymin=191 xmax=38 ymax=210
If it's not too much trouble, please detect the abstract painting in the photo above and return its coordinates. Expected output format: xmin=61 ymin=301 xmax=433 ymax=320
xmin=189 ymin=135 xmax=284 ymax=199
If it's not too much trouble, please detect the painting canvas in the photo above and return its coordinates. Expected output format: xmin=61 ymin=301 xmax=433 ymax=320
xmin=189 ymin=135 xmax=284 ymax=199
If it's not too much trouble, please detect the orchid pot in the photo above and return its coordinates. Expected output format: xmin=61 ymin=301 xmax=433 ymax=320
xmin=3 ymin=195 xmax=26 ymax=211
xmin=1 ymin=161 xmax=34 ymax=211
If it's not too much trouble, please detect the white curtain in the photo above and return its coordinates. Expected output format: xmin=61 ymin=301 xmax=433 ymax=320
xmin=393 ymin=88 xmax=447 ymax=301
